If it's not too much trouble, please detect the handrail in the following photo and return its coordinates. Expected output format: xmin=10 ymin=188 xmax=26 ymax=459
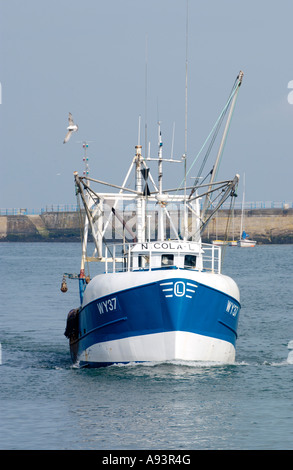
xmin=91 ymin=241 xmax=221 ymax=275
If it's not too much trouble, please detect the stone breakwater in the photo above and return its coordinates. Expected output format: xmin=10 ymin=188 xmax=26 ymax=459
xmin=200 ymin=208 xmax=293 ymax=244
xmin=0 ymin=212 xmax=82 ymax=242
xmin=0 ymin=208 xmax=293 ymax=243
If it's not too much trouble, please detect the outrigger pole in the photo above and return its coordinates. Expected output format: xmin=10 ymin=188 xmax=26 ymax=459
xmin=201 ymin=71 xmax=244 ymax=221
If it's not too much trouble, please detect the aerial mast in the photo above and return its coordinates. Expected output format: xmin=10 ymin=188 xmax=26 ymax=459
xmin=157 ymin=123 xmax=165 ymax=241
xmin=183 ymin=0 xmax=189 ymax=240
xmin=79 ymin=141 xmax=90 ymax=303
xmin=135 ymin=143 xmax=145 ymax=243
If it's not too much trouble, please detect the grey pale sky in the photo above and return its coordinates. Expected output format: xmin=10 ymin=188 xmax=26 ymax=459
xmin=1 ymin=0 xmax=293 ymax=209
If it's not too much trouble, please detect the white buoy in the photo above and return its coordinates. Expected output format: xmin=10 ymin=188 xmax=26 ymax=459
xmin=286 ymin=340 xmax=293 ymax=363
xmin=287 ymin=350 xmax=293 ymax=364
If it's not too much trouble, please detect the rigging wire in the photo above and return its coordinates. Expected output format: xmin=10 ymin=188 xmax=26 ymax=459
xmin=77 ymin=178 xmax=114 ymax=258
xmin=220 ymin=190 xmax=238 ymax=266
xmin=175 ymin=76 xmax=241 ymax=195
xmin=194 ymin=83 xmax=236 ymax=187
xmin=76 ymin=189 xmax=91 ymax=278
xmin=195 ymin=76 xmax=238 ymax=184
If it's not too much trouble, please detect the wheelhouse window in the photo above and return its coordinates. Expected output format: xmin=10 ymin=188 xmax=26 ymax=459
xmin=161 ymin=254 xmax=174 ymax=266
xmin=184 ymin=254 xmax=196 ymax=268
xmin=138 ymin=254 xmax=149 ymax=268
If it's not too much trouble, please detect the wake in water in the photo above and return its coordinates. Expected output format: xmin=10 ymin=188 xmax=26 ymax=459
xmin=111 ymin=359 xmax=245 ymax=368
xmin=270 ymin=340 xmax=293 ymax=366
xmin=0 ymin=339 xmax=71 ymax=371
xmin=2 ymin=337 xmax=292 ymax=371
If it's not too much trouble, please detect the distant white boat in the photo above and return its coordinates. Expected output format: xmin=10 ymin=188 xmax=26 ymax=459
xmin=229 ymin=203 xmax=237 ymax=246
xmin=237 ymin=174 xmax=256 ymax=248
xmin=212 ymin=239 xmax=228 ymax=246
xmin=213 ymin=239 xmax=238 ymax=246
xmin=237 ymin=232 xmax=257 ymax=248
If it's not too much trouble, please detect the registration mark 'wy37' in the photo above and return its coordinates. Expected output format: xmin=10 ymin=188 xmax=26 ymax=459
xmin=97 ymin=297 xmax=118 ymax=314
xmin=226 ymin=300 xmax=239 ymax=317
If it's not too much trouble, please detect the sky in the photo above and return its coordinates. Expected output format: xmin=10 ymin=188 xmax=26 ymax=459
xmin=1 ymin=0 xmax=293 ymax=209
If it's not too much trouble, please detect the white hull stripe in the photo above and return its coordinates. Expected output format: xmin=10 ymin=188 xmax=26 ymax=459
xmin=77 ymin=330 xmax=236 ymax=366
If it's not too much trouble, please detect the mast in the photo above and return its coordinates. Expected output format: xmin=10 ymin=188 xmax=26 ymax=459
xmin=157 ymin=123 xmax=165 ymax=241
xmin=183 ymin=0 xmax=189 ymax=240
xmin=158 ymin=123 xmax=163 ymax=194
xmin=213 ymin=71 xmax=243 ymax=182
xmin=135 ymin=144 xmax=145 ymax=243
xmin=240 ymin=172 xmax=245 ymax=238
xmin=79 ymin=141 xmax=90 ymax=303
xmin=145 ymin=121 xmax=181 ymax=241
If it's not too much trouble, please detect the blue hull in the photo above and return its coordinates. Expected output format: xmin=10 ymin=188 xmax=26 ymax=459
xmin=68 ymin=276 xmax=240 ymax=367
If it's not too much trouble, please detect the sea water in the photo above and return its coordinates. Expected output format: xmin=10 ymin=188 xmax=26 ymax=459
xmin=0 ymin=242 xmax=293 ymax=450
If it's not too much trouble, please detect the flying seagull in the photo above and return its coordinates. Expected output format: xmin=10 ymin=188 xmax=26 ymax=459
xmin=63 ymin=112 xmax=78 ymax=143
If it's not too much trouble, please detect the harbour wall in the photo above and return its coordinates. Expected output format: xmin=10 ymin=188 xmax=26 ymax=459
xmin=1 ymin=208 xmax=293 ymax=243
xmin=200 ymin=208 xmax=293 ymax=244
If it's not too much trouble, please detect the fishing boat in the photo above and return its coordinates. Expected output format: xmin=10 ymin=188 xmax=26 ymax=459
xmin=63 ymin=72 xmax=244 ymax=368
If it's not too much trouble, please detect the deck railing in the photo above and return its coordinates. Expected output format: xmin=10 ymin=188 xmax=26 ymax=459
xmin=92 ymin=241 xmax=221 ymax=274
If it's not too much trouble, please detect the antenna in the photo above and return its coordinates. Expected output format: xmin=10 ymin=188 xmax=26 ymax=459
xmin=82 ymin=141 xmax=90 ymax=177
xmin=183 ymin=0 xmax=189 ymax=240
xmin=184 ymin=0 xmax=188 ymax=160
xmin=171 ymin=122 xmax=175 ymax=160
xmin=158 ymin=121 xmax=163 ymax=194
xmin=138 ymin=115 xmax=141 ymax=146
xmin=145 ymin=34 xmax=148 ymax=156
xmin=76 ymin=140 xmax=94 ymax=177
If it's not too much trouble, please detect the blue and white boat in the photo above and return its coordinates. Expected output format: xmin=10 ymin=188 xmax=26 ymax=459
xmin=64 ymin=72 xmax=244 ymax=368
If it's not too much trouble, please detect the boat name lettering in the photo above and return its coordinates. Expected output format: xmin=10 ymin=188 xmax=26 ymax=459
xmin=226 ymin=300 xmax=239 ymax=317
xmin=140 ymin=242 xmax=197 ymax=251
xmin=97 ymin=297 xmax=117 ymax=315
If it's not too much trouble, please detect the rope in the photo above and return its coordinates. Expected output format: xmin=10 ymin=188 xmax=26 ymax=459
xmin=220 ymin=191 xmax=237 ymax=267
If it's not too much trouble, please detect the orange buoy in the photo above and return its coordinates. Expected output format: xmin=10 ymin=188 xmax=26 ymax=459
xmin=60 ymin=276 xmax=68 ymax=293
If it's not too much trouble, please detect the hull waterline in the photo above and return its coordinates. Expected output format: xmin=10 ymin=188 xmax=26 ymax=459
xmin=66 ymin=269 xmax=240 ymax=367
